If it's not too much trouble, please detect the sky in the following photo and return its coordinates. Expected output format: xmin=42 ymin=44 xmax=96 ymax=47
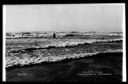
xmin=4 ymin=4 xmax=124 ymax=32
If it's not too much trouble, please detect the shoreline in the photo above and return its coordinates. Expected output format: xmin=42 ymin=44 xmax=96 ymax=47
xmin=6 ymin=51 xmax=123 ymax=82
xmin=6 ymin=50 xmax=122 ymax=69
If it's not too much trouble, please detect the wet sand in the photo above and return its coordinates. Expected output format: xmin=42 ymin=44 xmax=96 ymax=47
xmin=6 ymin=52 xmax=122 ymax=82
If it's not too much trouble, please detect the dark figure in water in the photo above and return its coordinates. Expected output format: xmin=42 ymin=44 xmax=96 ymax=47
xmin=53 ymin=33 xmax=56 ymax=38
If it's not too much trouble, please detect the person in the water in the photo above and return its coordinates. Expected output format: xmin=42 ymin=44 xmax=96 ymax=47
xmin=53 ymin=33 xmax=56 ymax=38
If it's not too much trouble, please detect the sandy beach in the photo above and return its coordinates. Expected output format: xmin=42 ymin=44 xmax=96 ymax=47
xmin=6 ymin=52 xmax=122 ymax=82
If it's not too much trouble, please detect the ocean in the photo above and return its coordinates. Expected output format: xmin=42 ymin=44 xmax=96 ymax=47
xmin=6 ymin=32 xmax=122 ymax=67
xmin=5 ymin=32 xmax=123 ymax=81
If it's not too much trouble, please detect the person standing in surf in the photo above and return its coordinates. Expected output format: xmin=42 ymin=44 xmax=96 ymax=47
xmin=53 ymin=33 xmax=56 ymax=38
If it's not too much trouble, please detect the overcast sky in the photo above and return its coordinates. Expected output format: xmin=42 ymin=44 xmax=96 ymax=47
xmin=5 ymin=4 xmax=124 ymax=32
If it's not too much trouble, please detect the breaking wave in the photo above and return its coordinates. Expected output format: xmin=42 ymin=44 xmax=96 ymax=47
xmin=6 ymin=49 xmax=122 ymax=68
xmin=9 ymin=39 xmax=122 ymax=53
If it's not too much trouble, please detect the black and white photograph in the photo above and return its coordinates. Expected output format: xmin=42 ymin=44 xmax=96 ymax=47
xmin=3 ymin=4 xmax=126 ymax=82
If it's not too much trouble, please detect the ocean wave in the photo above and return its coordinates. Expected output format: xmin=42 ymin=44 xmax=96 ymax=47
xmin=41 ymin=38 xmax=122 ymax=48
xmin=9 ymin=39 xmax=122 ymax=53
xmin=6 ymin=49 xmax=122 ymax=68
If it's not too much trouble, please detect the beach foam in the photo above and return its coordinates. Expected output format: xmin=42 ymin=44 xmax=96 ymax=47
xmin=6 ymin=49 xmax=122 ymax=68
